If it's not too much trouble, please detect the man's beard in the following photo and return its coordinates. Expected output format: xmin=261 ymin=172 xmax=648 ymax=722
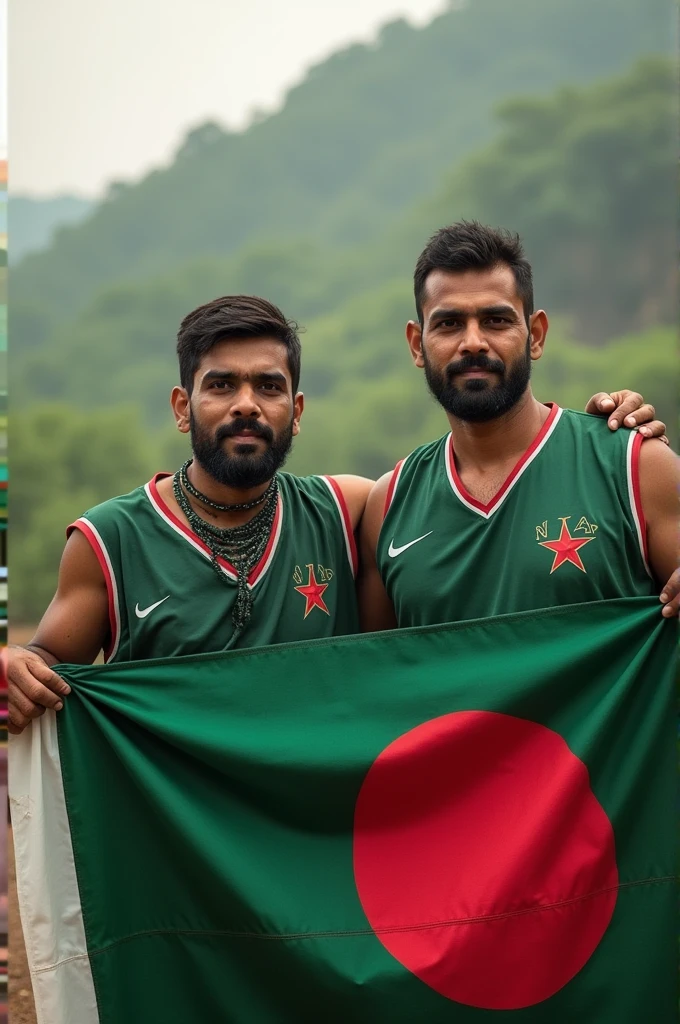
xmin=190 ymin=413 xmax=294 ymax=488
xmin=423 ymin=337 xmax=532 ymax=422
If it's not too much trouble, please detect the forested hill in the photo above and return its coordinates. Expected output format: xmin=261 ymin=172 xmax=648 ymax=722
xmin=12 ymin=56 xmax=676 ymax=421
xmin=11 ymin=0 xmax=672 ymax=334
xmin=10 ymin=0 xmax=677 ymax=622
xmin=9 ymin=195 xmax=92 ymax=264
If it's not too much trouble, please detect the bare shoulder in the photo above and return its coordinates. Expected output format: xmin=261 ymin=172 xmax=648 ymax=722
xmin=638 ymin=438 xmax=679 ymax=511
xmin=360 ymin=472 xmax=394 ymax=544
xmin=30 ymin=526 xmax=109 ymax=664
xmin=330 ymin=475 xmax=375 ymax=530
xmin=367 ymin=471 xmax=394 ymax=512
xmin=636 ymin=438 xmax=679 ymax=586
xmin=357 ymin=471 xmax=399 ymax=631
xmin=59 ymin=526 xmax=109 ymax=588
xmin=638 ymin=438 xmax=679 ymax=485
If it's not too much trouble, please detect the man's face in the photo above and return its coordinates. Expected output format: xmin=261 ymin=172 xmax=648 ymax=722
xmin=183 ymin=337 xmax=302 ymax=488
xmin=407 ymin=266 xmax=546 ymax=422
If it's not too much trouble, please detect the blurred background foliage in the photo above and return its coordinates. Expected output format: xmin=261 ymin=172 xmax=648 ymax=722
xmin=9 ymin=0 xmax=678 ymax=621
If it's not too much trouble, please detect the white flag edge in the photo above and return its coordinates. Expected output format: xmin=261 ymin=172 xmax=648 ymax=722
xmin=9 ymin=714 xmax=99 ymax=1024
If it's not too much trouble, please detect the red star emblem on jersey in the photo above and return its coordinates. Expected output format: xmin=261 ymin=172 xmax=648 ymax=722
xmin=294 ymin=565 xmax=330 ymax=618
xmin=539 ymin=519 xmax=595 ymax=574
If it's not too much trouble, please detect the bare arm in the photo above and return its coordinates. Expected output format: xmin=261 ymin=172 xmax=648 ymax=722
xmin=8 ymin=529 xmax=110 ymax=734
xmin=357 ymin=473 xmax=398 ymax=632
xmin=638 ymin=440 xmax=680 ymax=591
xmin=331 ymin=474 xmax=374 ymax=532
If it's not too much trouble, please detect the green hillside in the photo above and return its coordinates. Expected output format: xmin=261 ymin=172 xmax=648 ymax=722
xmin=9 ymin=0 xmax=677 ymax=623
xmin=8 ymin=195 xmax=93 ymax=264
xmin=10 ymin=0 xmax=672 ymax=337
xmin=13 ymin=58 xmax=676 ymax=423
xmin=10 ymin=316 xmax=677 ymax=622
xmin=398 ymin=56 xmax=678 ymax=342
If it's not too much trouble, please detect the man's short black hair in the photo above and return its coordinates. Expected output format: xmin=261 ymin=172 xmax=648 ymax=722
xmin=414 ymin=221 xmax=534 ymax=325
xmin=177 ymin=295 xmax=302 ymax=394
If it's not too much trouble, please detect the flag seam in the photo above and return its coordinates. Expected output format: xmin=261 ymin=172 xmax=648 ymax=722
xmin=33 ymin=952 xmax=92 ymax=974
xmin=45 ymin=874 xmax=674 ymax=965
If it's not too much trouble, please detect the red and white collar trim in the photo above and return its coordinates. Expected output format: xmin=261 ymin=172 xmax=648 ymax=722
xmin=67 ymin=518 xmax=121 ymax=663
xmin=144 ymin=473 xmax=283 ymax=588
xmin=318 ymin=476 xmax=359 ymax=577
xmin=445 ymin=404 xmax=563 ymax=519
xmin=626 ymin=430 xmax=652 ymax=578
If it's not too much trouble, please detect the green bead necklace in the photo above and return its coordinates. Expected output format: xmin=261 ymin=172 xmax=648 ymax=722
xmin=172 ymin=462 xmax=278 ymax=647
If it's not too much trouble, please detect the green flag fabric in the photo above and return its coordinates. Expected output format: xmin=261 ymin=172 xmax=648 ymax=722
xmin=9 ymin=598 xmax=677 ymax=1023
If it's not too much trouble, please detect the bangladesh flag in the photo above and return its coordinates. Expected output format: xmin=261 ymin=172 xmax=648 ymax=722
xmin=9 ymin=598 xmax=677 ymax=1024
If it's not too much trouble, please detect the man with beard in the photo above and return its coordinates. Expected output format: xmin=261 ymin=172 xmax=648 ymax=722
xmin=358 ymin=221 xmax=678 ymax=629
xmin=7 ymin=296 xmax=371 ymax=732
xmin=6 ymin=290 xmax=668 ymax=732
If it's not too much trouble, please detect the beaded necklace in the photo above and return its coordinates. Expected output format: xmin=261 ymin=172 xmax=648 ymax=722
xmin=172 ymin=461 xmax=278 ymax=647
xmin=178 ymin=459 xmax=275 ymax=512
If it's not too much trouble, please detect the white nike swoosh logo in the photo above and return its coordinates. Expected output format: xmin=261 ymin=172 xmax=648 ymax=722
xmin=388 ymin=532 xmax=433 ymax=558
xmin=135 ymin=596 xmax=170 ymax=618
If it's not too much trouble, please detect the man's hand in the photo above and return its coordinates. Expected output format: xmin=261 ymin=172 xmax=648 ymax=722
xmin=6 ymin=528 xmax=110 ymax=736
xmin=7 ymin=646 xmax=71 ymax=735
xmin=659 ymin=568 xmax=680 ymax=619
xmin=585 ymin=391 xmax=668 ymax=442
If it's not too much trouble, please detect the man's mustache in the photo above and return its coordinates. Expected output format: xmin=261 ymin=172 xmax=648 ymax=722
xmin=215 ymin=418 xmax=274 ymax=444
xmin=447 ymin=354 xmax=505 ymax=378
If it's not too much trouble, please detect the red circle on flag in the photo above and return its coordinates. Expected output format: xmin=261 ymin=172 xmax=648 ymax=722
xmin=353 ymin=711 xmax=617 ymax=1010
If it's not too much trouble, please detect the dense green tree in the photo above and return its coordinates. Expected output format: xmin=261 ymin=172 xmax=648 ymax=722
xmin=10 ymin=406 xmax=158 ymax=621
xmin=10 ymin=0 xmax=672 ymax=341
xmin=13 ymin=55 xmax=677 ymax=418
xmin=11 ymin=321 xmax=676 ymax=623
xmin=415 ymin=57 xmax=677 ymax=341
xmin=9 ymin=32 xmax=678 ymax=624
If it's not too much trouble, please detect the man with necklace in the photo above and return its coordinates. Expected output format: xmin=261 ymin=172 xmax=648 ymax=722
xmin=7 ymin=296 xmax=371 ymax=729
xmin=6 ymin=289 xmax=671 ymax=733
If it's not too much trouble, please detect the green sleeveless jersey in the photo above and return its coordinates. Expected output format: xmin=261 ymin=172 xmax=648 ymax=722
xmin=69 ymin=472 xmax=359 ymax=662
xmin=378 ymin=405 xmax=655 ymax=627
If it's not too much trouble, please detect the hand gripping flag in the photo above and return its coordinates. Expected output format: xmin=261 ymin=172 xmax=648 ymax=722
xmin=9 ymin=598 xmax=677 ymax=1024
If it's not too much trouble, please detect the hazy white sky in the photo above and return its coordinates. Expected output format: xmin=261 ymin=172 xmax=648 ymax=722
xmin=0 ymin=0 xmax=6 ymax=161
xmin=9 ymin=0 xmax=445 ymax=197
